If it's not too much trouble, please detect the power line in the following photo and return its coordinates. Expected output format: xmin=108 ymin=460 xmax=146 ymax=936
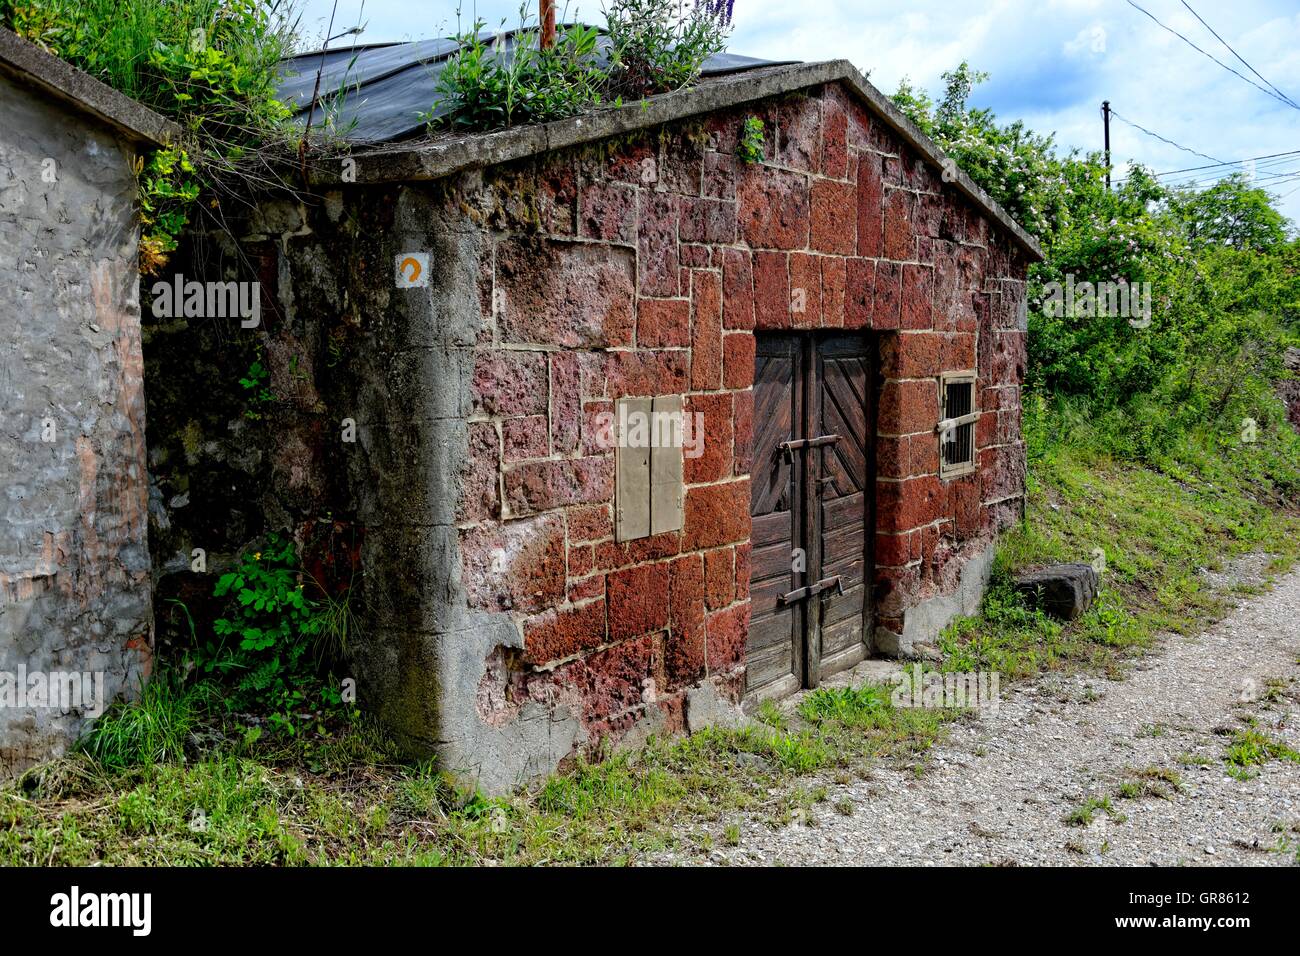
xmin=1179 ymin=1 xmax=1300 ymax=110
xmin=1108 ymin=108 xmax=1226 ymax=164
xmin=1115 ymin=151 xmax=1300 ymax=188
xmin=1125 ymin=0 xmax=1300 ymax=111
xmin=1146 ymin=149 xmax=1300 ymax=178
xmin=1158 ymin=152 xmax=1300 ymax=181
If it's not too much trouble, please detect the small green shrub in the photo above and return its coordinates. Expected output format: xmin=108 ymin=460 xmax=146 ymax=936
xmin=237 ymin=355 xmax=274 ymax=419
xmin=1225 ymin=727 xmax=1300 ymax=779
xmin=135 ymin=147 xmax=201 ymax=274
xmin=799 ymin=684 xmax=891 ymax=726
xmin=737 ymin=116 xmax=765 ymax=164
xmin=432 ymin=17 xmax=606 ymax=131
xmin=2 ymin=0 xmax=297 ymax=272
xmin=205 ymin=535 xmax=349 ymax=729
xmin=605 ymin=0 xmax=733 ymax=99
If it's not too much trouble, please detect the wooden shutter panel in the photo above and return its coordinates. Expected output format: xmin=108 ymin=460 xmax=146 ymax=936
xmin=615 ymin=397 xmax=652 ymax=541
xmin=650 ymin=395 xmax=684 ymax=535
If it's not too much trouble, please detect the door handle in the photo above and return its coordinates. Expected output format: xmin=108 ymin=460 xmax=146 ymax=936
xmin=779 ymin=434 xmax=841 ymax=463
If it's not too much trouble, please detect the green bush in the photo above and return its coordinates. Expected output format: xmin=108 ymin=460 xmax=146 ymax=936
xmin=604 ymin=0 xmax=732 ymax=99
xmin=894 ymin=63 xmax=1300 ymax=482
xmin=433 ymin=17 xmax=605 ymax=130
xmin=204 ymin=534 xmax=351 ymax=729
xmin=432 ymin=1 xmax=733 ymax=132
xmin=736 ymin=115 xmax=765 ymax=164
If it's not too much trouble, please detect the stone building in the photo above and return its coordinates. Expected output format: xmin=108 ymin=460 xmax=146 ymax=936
xmin=145 ymin=46 xmax=1042 ymax=792
xmin=0 ymin=29 xmax=177 ymax=773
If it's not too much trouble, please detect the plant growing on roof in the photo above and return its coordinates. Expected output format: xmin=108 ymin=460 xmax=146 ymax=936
xmin=604 ymin=0 xmax=733 ymax=99
xmin=1 ymin=0 xmax=300 ymax=272
xmin=431 ymin=10 xmax=605 ymax=131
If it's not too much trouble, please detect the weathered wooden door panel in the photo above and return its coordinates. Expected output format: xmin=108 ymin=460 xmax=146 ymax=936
xmin=747 ymin=333 xmax=874 ymax=699
xmin=747 ymin=338 xmax=803 ymax=699
xmin=816 ymin=336 xmax=872 ymax=673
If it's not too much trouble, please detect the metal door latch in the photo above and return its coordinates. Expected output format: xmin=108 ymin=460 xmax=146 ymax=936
xmin=778 ymin=434 xmax=842 ymax=462
xmin=778 ymin=575 xmax=844 ymax=605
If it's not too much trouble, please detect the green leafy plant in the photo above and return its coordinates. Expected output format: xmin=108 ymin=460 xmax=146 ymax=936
xmin=135 ymin=147 xmax=201 ymax=274
xmin=207 ymin=535 xmax=345 ymax=730
xmin=604 ymin=0 xmax=732 ymax=99
xmin=238 ymin=355 xmax=274 ymax=419
xmin=431 ymin=14 xmax=605 ymax=131
xmin=77 ymin=674 xmax=213 ymax=771
xmin=431 ymin=1 xmax=733 ymax=132
xmin=2 ymin=0 xmax=298 ymax=272
xmin=736 ymin=115 xmax=765 ymax=164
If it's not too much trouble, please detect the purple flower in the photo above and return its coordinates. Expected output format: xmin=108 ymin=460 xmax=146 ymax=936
xmin=702 ymin=0 xmax=735 ymax=26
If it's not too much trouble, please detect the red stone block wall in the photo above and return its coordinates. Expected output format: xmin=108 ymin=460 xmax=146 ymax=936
xmin=457 ymin=80 xmax=1030 ymax=750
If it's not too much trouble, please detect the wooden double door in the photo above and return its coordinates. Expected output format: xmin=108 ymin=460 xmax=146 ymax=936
xmin=747 ymin=333 xmax=875 ymax=699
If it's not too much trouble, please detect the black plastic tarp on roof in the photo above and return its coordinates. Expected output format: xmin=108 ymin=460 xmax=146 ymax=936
xmin=278 ymin=30 xmax=789 ymax=143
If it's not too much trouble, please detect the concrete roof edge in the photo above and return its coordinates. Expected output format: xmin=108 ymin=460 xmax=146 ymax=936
xmin=0 ymin=27 xmax=180 ymax=147
xmin=327 ymin=58 xmax=1044 ymax=261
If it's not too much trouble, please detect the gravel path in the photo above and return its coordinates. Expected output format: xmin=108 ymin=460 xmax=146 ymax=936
xmin=667 ymin=558 xmax=1300 ymax=866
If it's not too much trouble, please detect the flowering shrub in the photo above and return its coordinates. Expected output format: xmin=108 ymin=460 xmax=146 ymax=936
xmin=605 ymin=0 xmax=733 ymax=99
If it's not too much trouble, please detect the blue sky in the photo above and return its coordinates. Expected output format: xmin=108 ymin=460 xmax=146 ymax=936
xmin=292 ymin=0 xmax=1300 ymax=225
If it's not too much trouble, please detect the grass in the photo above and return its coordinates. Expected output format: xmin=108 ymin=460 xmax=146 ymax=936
xmin=1064 ymin=797 xmax=1118 ymax=827
xmin=76 ymin=674 xmax=213 ymax=771
xmin=938 ymin=438 xmax=1300 ymax=683
xmin=2 ymin=430 xmax=1297 ymax=865
xmin=1223 ymin=727 xmax=1300 ymax=781
xmin=1116 ymin=766 xmax=1183 ymax=800
xmin=0 ymin=684 xmax=958 ymax=866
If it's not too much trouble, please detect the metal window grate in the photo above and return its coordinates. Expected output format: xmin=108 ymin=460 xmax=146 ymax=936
xmin=938 ymin=372 xmax=977 ymax=478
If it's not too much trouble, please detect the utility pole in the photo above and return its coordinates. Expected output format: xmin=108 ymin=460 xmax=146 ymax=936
xmin=1102 ymin=100 xmax=1112 ymax=190
xmin=540 ymin=0 xmax=556 ymax=50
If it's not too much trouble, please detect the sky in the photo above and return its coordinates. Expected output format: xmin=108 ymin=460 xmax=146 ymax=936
xmin=291 ymin=0 xmax=1300 ymax=225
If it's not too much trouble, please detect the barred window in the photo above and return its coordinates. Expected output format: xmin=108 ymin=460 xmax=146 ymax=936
xmin=938 ymin=372 xmax=977 ymax=478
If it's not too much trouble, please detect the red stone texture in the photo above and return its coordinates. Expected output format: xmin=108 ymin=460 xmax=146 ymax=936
xmin=684 ymin=392 xmax=734 ymax=484
xmin=608 ymin=562 xmax=671 ymax=641
xmin=496 ymin=238 xmax=635 ymax=348
xmin=666 ymin=553 xmax=706 ymax=689
xmin=723 ymin=333 xmax=756 ymax=389
xmin=502 ymin=415 xmax=549 ymax=462
xmin=684 ymin=480 xmax=751 ymax=551
xmin=690 ymin=269 xmax=723 ymax=390
xmin=706 ymin=601 xmax=750 ymax=673
xmin=811 ymin=178 xmax=857 ymax=255
xmin=458 ymin=422 xmax=501 ymax=523
xmin=638 ymin=298 xmax=690 ymax=347
xmin=738 ymin=165 xmax=810 ymax=249
xmin=454 ymin=82 xmax=1030 ymax=760
xmin=754 ymin=250 xmax=790 ymax=329
xmin=524 ymin=599 xmax=607 ymax=665
xmin=704 ymin=547 xmax=735 ymax=610
xmin=722 ymin=248 xmax=755 ymax=330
